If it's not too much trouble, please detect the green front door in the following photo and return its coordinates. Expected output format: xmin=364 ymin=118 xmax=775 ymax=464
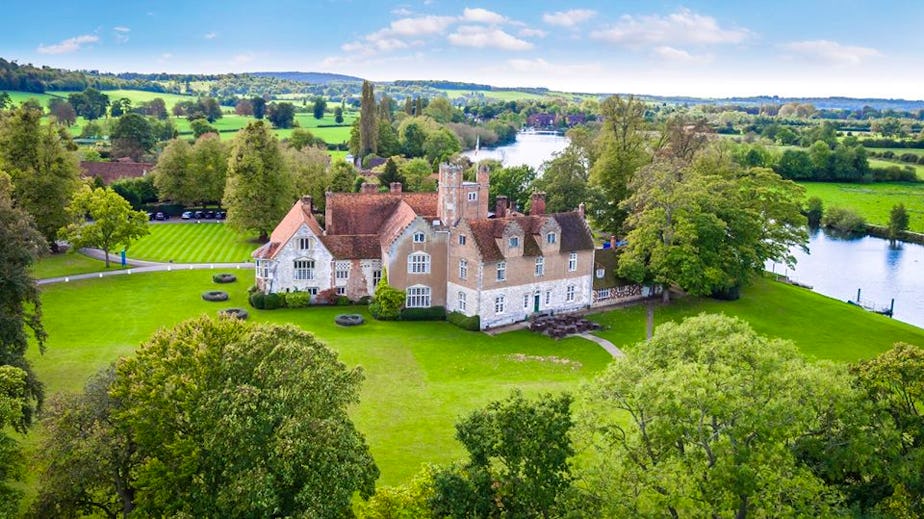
xmin=534 ymin=293 xmax=540 ymax=313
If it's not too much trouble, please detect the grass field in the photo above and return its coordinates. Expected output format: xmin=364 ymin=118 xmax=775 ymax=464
xmin=869 ymin=158 xmax=924 ymax=179
xmin=438 ymin=88 xmax=552 ymax=102
xmin=1 ymin=90 xmax=67 ymax=106
xmin=32 ymin=252 xmax=122 ymax=279
xmin=798 ymin=181 xmax=924 ymax=232
xmin=128 ymin=223 xmax=257 ymax=263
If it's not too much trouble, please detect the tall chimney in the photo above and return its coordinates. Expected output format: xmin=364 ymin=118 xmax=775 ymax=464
xmin=390 ymin=182 xmax=402 ymax=194
xmin=495 ymin=196 xmax=508 ymax=218
xmin=578 ymin=202 xmax=585 ymax=219
xmin=610 ymin=235 xmax=618 ymax=249
xmin=361 ymin=182 xmax=378 ymax=194
xmin=529 ymin=192 xmax=546 ymax=216
xmin=301 ymin=195 xmax=313 ymax=213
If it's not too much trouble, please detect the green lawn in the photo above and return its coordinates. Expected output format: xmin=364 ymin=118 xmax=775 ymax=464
xmin=129 ymin=223 xmax=257 ymax=263
xmin=1 ymin=90 xmax=67 ymax=106
xmin=102 ymin=89 xmax=198 ymax=111
xmin=869 ymin=158 xmax=924 ymax=179
xmin=32 ymin=252 xmax=123 ymax=279
xmin=798 ymin=181 xmax=924 ymax=232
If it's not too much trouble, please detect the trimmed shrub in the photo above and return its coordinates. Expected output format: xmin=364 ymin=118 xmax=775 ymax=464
xmin=202 ymin=290 xmax=229 ymax=302
xmin=357 ymin=296 xmax=372 ymax=305
xmin=369 ymin=269 xmax=404 ymax=320
xmin=448 ymin=311 xmax=481 ymax=331
xmin=285 ymin=291 xmax=311 ymax=308
xmin=263 ymin=293 xmax=286 ymax=310
xmin=400 ymin=306 xmax=446 ymax=321
xmin=822 ymin=206 xmax=867 ymax=234
xmin=213 ymin=273 xmax=237 ymax=284
xmin=248 ymin=292 xmax=266 ymax=309
xmin=336 ymin=296 xmax=351 ymax=306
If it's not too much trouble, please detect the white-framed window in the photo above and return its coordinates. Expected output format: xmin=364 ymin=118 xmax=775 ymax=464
xmin=298 ymin=237 xmax=312 ymax=250
xmin=545 ymin=290 xmax=551 ymax=305
xmin=508 ymin=236 xmax=519 ymax=248
xmin=294 ymin=259 xmax=315 ymax=280
xmin=256 ymin=259 xmax=272 ymax=278
xmin=372 ymin=269 xmax=382 ymax=286
xmin=496 ymin=261 xmax=506 ymax=281
xmin=494 ymin=295 xmax=506 ymax=314
xmin=459 ymin=258 xmax=468 ymax=280
xmin=336 ymin=287 xmax=346 ymax=296
xmin=408 ymin=252 xmax=431 ymax=274
xmin=336 ymin=261 xmax=350 ymax=280
xmin=523 ymin=293 xmax=530 ymax=309
xmin=566 ymin=285 xmax=575 ymax=302
xmin=467 ymin=191 xmax=478 ymax=201
xmin=406 ymin=286 xmax=431 ymax=308
xmin=535 ymin=257 xmax=544 ymax=277
xmin=568 ymin=252 xmax=577 ymax=272
xmin=307 ymin=287 xmax=319 ymax=295
xmin=413 ymin=231 xmax=425 ymax=243
xmin=547 ymin=232 xmax=556 ymax=244
xmin=458 ymin=234 xmax=467 ymax=245
xmin=458 ymin=291 xmax=467 ymax=312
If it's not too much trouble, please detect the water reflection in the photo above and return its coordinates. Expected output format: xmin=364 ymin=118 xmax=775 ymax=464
xmin=772 ymin=229 xmax=924 ymax=329
xmin=461 ymin=133 xmax=569 ymax=171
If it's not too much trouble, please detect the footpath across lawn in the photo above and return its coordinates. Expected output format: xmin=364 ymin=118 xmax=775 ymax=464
xmin=129 ymin=222 xmax=257 ymax=263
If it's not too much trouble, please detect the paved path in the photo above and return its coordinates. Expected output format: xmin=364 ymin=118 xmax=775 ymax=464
xmin=577 ymin=333 xmax=626 ymax=358
xmin=37 ymin=249 xmax=253 ymax=285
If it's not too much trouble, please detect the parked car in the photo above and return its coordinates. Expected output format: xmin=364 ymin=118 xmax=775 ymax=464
xmin=204 ymin=210 xmax=215 ymax=219
xmin=154 ymin=212 xmax=166 ymax=221
xmin=193 ymin=210 xmax=204 ymax=219
xmin=215 ymin=211 xmax=226 ymax=220
xmin=181 ymin=211 xmax=193 ymax=220
xmin=147 ymin=212 xmax=154 ymax=221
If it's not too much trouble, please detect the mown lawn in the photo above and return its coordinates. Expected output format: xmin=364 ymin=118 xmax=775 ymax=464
xmin=32 ymin=252 xmax=123 ymax=279
xmin=798 ymin=181 xmax=924 ymax=232
xmin=129 ymin=222 xmax=257 ymax=263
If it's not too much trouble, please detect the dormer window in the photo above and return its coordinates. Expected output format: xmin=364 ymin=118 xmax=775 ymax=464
xmin=413 ymin=231 xmax=425 ymax=243
xmin=596 ymin=268 xmax=605 ymax=279
xmin=508 ymin=236 xmax=519 ymax=248
xmin=546 ymin=232 xmax=556 ymax=244
xmin=467 ymin=191 xmax=478 ymax=201
xmin=298 ymin=237 xmax=312 ymax=250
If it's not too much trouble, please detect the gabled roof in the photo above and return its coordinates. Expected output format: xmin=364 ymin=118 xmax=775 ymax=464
xmin=252 ymin=198 xmax=324 ymax=260
xmin=325 ymin=192 xmax=437 ymax=235
xmin=80 ymin=161 xmax=154 ymax=184
xmin=318 ymin=235 xmax=381 ymax=259
xmin=378 ymin=200 xmax=418 ymax=249
xmin=467 ymin=211 xmax=594 ymax=263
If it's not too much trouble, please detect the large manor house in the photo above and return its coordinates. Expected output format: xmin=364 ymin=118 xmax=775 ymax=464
xmin=253 ymin=163 xmax=653 ymax=329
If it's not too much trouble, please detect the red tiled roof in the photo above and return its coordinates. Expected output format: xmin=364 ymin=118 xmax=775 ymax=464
xmin=378 ymin=201 xmax=417 ymax=248
xmin=325 ymin=192 xmax=437 ymax=235
xmin=467 ymin=212 xmax=594 ymax=262
xmin=79 ymin=161 xmax=154 ymax=184
xmin=252 ymin=199 xmax=324 ymax=260
xmin=318 ymin=235 xmax=382 ymax=259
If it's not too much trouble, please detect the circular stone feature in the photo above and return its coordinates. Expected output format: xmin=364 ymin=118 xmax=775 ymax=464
xmin=335 ymin=314 xmax=365 ymax=326
xmin=218 ymin=307 xmax=249 ymax=320
xmin=213 ymin=273 xmax=238 ymax=284
xmin=202 ymin=290 xmax=229 ymax=302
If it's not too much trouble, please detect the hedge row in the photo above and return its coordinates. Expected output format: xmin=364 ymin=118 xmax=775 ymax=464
xmin=399 ymin=306 xmax=446 ymax=321
xmin=248 ymin=289 xmax=357 ymax=310
xmin=447 ymin=311 xmax=481 ymax=331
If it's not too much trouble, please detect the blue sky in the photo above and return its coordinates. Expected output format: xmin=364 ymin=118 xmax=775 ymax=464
xmin=4 ymin=0 xmax=923 ymax=98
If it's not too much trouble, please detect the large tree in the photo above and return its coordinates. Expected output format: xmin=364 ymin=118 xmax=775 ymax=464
xmin=68 ymin=88 xmax=109 ymax=120
xmin=488 ymin=163 xmax=537 ymax=212
xmin=60 ymin=185 xmax=150 ymax=267
xmin=110 ymin=113 xmax=155 ymax=161
xmin=533 ymin=144 xmax=602 ymax=214
xmin=223 ymin=121 xmax=293 ymax=240
xmin=0 ymin=102 xmax=81 ymax=251
xmin=152 ymin=138 xmax=194 ymax=205
xmin=267 ymin=102 xmax=296 ymax=129
xmin=582 ymin=314 xmax=859 ymax=518
xmin=589 ymin=95 xmax=650 ymax=234
xmin=618 ymin=143 xmax=807 ymax=301
xmin=359 ymin=80 xmax=377 ymax=157
xmin=312 ymin=96 xmax=327 ymax=119
xmin=110 ymin=316 xmax=379 ymax=518
xmin=285 ymin=145 xmax=330 ymax=211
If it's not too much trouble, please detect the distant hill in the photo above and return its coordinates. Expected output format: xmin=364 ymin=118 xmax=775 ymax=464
xmin=634 ymin=94 xmax=924 ymax=113
xmin=249 ymin=71 xmax=364 ymax=84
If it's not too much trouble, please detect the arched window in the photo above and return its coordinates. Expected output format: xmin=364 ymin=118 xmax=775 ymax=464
xmin=408 ymin=252 xmax=431 ymax=274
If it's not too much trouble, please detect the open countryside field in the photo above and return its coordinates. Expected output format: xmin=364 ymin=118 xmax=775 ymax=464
xmin=869 ymin=158 xmax=924 ymax=179
xmin=799 ymin=181 xmax=924 ymax=232
xmin=2 ymin=90 xmax=67 ymax=106
xmin=102 ymin=89 xmax=198 ymax=110
xmin=24 ymin=272 xmax=924 ymax=493
xmin=128 ymin=222 xmax=257 ymax=263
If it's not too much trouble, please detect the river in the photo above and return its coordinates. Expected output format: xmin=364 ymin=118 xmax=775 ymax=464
xmin=770 ymin=229 xmax=924 ymax=329
xmin=462 ymin=132 xmax=569 ymax=171
xmin=468 ymin=133 xmax=923 ymax=330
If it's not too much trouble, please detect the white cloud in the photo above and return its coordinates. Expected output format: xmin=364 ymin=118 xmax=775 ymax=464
xmin=204 ymin=32 xmax=217 ymax=40
xmin=653 ymin=45 xmax=712 ymax=63
xmin=780 ymin=40 xmax=880 ymax=66
xmin=386 ymin=15 xmax=456 ymax=37
xmin=448 ymin=25 xmax=533 ymax=50
xmin=462 ymin=7 xmax=506 ymax=24
xmin=112 ymin=26 xmax=130 ymax=44
xmin=591 ymin=8 xmax=750 ymax=47
xmin=113 ymin=26 xmax=130 ymax=33
xmin=37 ymin=34 xmax=99 ymax=54
xmin=543 ymin=9 xmax=596 ymax=27
xmin=391 ymin=6 xmax=413 ymax=16
xmin=518 ymin=27 xmax=547 ymax=38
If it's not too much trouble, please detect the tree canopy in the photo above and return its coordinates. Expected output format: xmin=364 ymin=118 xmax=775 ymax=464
xmin=60 ymin=185 xmax=150 ymax=267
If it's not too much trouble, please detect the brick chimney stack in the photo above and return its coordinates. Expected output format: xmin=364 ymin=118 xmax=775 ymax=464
xmin=529 ymin=192 xmax=546 ymax=216
xmin=301 ymin=195 xmax=313 ymax=213
xmin=390 ymin=182 xmax=402 ymax=194
xmin=610 ymin=235 xmax=618 ymax=249
xmin=361 ymin=182 xmax=378 ymax=194
xmin=578 ymin=202 xmax=585 ymax=219
xmin=495 ymin=195 xmax=508 ymax=218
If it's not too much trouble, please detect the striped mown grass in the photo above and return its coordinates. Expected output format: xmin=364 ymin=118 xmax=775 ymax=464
xmin=129 ymin=222 xmax=257 ymax=263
